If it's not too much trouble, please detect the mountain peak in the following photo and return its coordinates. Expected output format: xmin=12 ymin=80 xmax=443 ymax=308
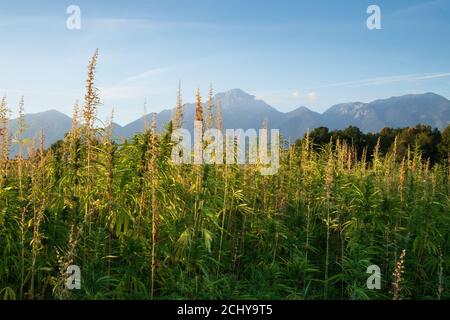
xmin=213 ymin=88 xmax=262 ymax=111
xmin=287 ymin=106 xmax=317 ymax=116
xmin=372 ymin=92 xmax=448 ymax=104
xmin=215 ymin=88 xmax=255 ymax=102
xmin=10 ymin=109 xmax=70 ymax=121
xmin=222 ymin=88 xmax=252 ymax=97
xmin=39 ymin=109 xmax=70 ymax=117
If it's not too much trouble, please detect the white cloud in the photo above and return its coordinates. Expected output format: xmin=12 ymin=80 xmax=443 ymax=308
xmin=307 ymin=91 xmax=317 ymax=103
xmin=292 ymin=90 xmax=301 ymax=98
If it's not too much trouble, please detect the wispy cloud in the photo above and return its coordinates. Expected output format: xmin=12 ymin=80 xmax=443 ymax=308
xmin=99 ymin=85 xmax=148 ymax=100
xmin=123 ymin=66 xmax=174 ymax=83
xmin=0 ymin=14 xmax=221 ymax=32
xmin=0 ymin=87 xmax=79 ymax=96
xmin=255 ymin=72 xmax=450 ymax=97
xmin=253 ymin=71 xmax=450 ymax=109
xmin=84 ymin=18 xmax=221 ymax=32
xmin=387 ymin=0 xmax=447 ymax=18
xmin=313 ymin=72 xmax=450 ymax=89
xmin=120 ymin=52 xmax=232 ymax=84
xmin=0 ymin=14 xmax=59 ymax=28
xmin=83 ymin=17 xmax=324 ymax=33
xmin=99 ymin=85 xmax=173 ymax=100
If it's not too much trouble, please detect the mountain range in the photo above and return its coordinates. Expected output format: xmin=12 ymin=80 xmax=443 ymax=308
xmin=7 ymin=89 xmax=450 ymax=156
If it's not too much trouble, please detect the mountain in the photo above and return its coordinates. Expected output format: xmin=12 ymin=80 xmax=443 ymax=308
xmin=323 ymin=93 xmax=450 ymax=132
xmin=278 ymin=106 xmax=323 ymax=140
xmin=215 ymin=89 xmax=284 ymax=130
xmin=6 ymin=90 xmax=450 ymax=156
xmin=8 ymin=110 xmax=72 ymax=156
xmin=120 ymin=89 xmax=285 ymax=137
xmin=322 ymin=102 xmax=385 ymax=132
xmin=369 ymin=92 xmax=450 ymax=129
xmin=121 ymin=90 xmax=450 ymax=137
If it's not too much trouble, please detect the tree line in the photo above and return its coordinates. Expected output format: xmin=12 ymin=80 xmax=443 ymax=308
xmin=297 ymin=124 xmax=450 ymax=164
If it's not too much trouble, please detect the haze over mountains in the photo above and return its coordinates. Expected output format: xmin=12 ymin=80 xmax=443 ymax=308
xmin=8 ymin=89 xmax=450 ymax=155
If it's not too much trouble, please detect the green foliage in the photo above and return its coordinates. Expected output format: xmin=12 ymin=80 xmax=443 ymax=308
xmin=305 ymin=124 xmax=448 ymax=164
xmin=0 ymin=123 xmax=449 ymax=300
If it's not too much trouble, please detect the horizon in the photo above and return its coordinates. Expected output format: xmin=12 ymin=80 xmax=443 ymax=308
xmin=1 ymin=0 xmax=450 ymax=125
xmin=8 ymin=89 xmax=450 ymax=127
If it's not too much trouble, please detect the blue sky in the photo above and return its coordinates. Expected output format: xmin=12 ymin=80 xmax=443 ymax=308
xmin=0 ymin=0 xmax=449 ymax=125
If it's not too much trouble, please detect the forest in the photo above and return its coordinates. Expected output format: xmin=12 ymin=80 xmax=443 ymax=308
xmin=0 ymin=51 xmax=448 ymax=300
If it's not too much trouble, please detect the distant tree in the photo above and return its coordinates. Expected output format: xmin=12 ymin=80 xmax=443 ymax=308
xmin=438 ymin=124 xmax=450 ymax=162
xmin=395 ymin=127 xmax=416 ymax=160
xmin=309 ymin=127 xmax=331 ymax=147
xmin=415 ymin=126 xmax=441 ymax=163
xmin=341 ymin=126 xmax=365 ymax=154
xmin=379 ymin=127 xmax=401 ymax=155
xmin=296 ymin=124 xmax=447 ymax=164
